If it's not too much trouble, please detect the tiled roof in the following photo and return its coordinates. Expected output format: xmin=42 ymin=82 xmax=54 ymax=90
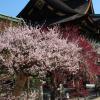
xmin=0 ymin=14 xmax=23 ymax=23
xmin=17 ymin=0 xmax=93 ymax=25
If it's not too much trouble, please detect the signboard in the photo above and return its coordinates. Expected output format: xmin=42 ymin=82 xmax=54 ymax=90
xmin=86 ymin=84 xmax=95 ymax=88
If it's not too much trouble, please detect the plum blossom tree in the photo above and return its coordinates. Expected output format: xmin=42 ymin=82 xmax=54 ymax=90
xmin=0 ymin=25 xmax=82 ymax=97
xmin=59 ymin=25 xmax=98 ymax=97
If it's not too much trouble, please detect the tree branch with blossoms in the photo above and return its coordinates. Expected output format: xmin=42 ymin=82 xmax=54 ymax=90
xmin=0 ymin=25 xmax=83 ymax=98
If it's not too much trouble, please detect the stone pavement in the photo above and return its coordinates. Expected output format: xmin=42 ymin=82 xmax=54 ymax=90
xmin=93 ymin=97 xmax=100 ymax=100
xmin=69 ymin=98 xmax=84 ymax=100
xmin=68 ymin=97 xmax=100 ymax=100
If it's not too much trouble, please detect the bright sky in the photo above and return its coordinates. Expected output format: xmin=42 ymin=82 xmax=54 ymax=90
xmin=0 ymin=0 xmax=29 ymax=17
xmin=0 ymin=0 xmax=99 ymax=17
xmin=92 ymin=0 xmax=100 ymax=14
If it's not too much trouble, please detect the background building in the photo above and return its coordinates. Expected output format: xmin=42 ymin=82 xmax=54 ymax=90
xmin=0 ymin=14 xmax=23 ymax=32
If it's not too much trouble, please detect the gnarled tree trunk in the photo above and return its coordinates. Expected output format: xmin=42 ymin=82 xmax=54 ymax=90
xmin=12 ymin=72 xmax=28 ymax=97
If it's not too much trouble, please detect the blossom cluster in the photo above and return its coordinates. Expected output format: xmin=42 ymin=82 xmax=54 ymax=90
xmin=0 ymin=25 xmax=82 ymax=76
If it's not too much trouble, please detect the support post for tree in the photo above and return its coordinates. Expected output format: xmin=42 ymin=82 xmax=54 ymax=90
xmin=59 ymin=84 xmax=63 ymax=100
xmin=40 ymin=85 xmax=43 ymax=100
xmin=27 ymin=77 xmax=30 ymax=100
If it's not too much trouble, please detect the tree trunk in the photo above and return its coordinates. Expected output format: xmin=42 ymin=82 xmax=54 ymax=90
xmin=12 ymin=72 xmax=28 ymax=97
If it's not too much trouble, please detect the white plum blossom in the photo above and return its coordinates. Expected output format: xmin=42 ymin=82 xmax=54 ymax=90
xmin=0 ymin=25 xmax=82 ymax=76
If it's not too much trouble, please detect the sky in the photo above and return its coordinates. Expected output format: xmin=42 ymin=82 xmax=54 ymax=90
xmin=0 ymin=0 xmax=99 ymax=17
xmin=0 ymin=0 xmax=29 ymax=17
xmin=92 ymin=0 xmax=100 ymax=14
